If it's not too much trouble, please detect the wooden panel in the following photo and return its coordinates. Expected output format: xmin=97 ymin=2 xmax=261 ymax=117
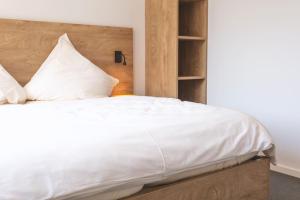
xmin=123 ymin=158 xmax=270 ymax=200
xmin=145 ymin=0 xmax=208 ymax=103
xmin=178 ymin=36 xmax=206 ymax=41
xmin=178 ymin=76 xmax=205 ymax=80
xmin=180 ymin=0 xmax=201 ymax=2
xmin=0 ymin=18 xmax=133 ymax=96
xmin=146 ymin=0 xmax=178 ymax=98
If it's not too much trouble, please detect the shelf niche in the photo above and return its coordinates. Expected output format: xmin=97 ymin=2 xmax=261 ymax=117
xmin=178 ymin=40 xmax=206 ymax=77
xmin=178 ymin=79 xmax=206 ymax=103
xmin=179 ymin=0 xmax=208 ymax=37
xmin=145 ymin=0 xmax=207 ymax=104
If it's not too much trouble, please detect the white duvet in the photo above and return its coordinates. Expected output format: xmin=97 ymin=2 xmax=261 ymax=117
xmin=0 ymin=96 xmax=273 ymax=200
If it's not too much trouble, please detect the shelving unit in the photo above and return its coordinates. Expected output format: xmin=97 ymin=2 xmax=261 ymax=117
xmin=178 ymin=0 xmax=207 ymax=103
xmin=146 ymin=0 xmax=208 ymax=103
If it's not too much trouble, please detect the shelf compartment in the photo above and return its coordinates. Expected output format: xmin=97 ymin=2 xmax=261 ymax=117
xmin=178 ymin=79 xmax=206 ymax=103
xmin=178 ymin=40 xmax=207 ymax=77
xmin=179 ymin=0 xmax=207 ymax=37
xmin=178 ymin=36 xmax=205 ymax=41
xmin=178 ymin=76 xmax=205 ymax=80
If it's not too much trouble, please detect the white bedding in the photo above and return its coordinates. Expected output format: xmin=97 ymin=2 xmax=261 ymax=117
xmin=0 ymin=96 xmax=274 ymax=200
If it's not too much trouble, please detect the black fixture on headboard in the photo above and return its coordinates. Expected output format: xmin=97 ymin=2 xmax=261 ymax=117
xmin=115 ymin=51 xmax=127 ymax=66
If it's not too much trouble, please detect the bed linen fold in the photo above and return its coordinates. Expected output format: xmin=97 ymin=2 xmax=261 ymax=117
xmin=0 ymin=96 xmax=274 ymax=200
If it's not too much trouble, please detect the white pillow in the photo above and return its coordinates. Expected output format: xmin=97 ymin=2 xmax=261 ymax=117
xmin=0 ymin=92 xmax=7 ymax=104
xmin=0 ymin=64 xmax=27 ymax=104
xmin=25 ymin=34 xmax=119 ymax=101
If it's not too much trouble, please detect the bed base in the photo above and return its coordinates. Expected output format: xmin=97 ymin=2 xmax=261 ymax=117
xmin=122 ymin=157 xmax=270 ymax=200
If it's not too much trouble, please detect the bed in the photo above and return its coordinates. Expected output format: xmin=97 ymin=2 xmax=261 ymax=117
xmin=0 ymin=18 xmax=274 ymax=200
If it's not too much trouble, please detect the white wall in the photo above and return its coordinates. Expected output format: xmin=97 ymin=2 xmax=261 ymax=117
xmin=0 ymin=0 xmax=145 ymax=95
xmin=208 ymin=0 xmax=300 ymax=176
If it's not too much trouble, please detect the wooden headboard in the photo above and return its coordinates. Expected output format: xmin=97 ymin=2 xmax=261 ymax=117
xmin=0 ymin=18 xmax=133 ymax=95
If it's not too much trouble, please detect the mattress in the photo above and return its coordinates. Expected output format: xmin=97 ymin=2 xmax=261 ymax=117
xmin=0 ymin=96 xmax=274 ymax=200
xmin=60 ymin=152 xmax=258 ymax=200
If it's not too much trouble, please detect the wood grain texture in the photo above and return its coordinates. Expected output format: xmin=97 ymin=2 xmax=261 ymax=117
xmin=145 ymin=0 xmax=178 ymax=98
xmin=0 ymin=18 xmax=133 ymax=96
xmin=178 ymin=40 xmax=206 ymax=77
xmin=178 ymin=76 xmax=205 ymax=80
xmin=178 ymin=36 xmax=206 ymax=41
xmin=179 ymin=0 xmax=208 ymax=37
xmin=123 ymin=158 xmax=270 ymax=200
xmin=146 ymin=0 xmax=208 ymax=103
xmin=178 ymin=79 xmax=207 ymax=103
xmin=178 ymin=0 xmax=208 ymax=103
xmin=179 ymin=0 xmax=201 ymax=3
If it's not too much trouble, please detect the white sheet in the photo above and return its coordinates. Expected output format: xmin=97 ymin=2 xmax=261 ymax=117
xmin=61 ymin=152 xmax=257 ymax=200
xmin=0 ymin=96 xmax=274 ymax=200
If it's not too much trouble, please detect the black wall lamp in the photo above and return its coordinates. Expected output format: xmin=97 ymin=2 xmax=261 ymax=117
xmin=115 ymin=51 xmax=127 ymax=65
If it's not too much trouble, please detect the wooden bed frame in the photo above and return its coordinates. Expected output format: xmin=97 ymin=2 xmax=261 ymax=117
xmin=123 ymin=158 xmax=270 ymax=200
xmin=0 ymin=18 xmax=270 ymax=200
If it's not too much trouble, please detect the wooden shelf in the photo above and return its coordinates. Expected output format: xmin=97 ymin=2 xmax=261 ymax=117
xmin=146 ymin=0 xmax=207 ymax=104
xmin=178 ymin=36 xmax=205 ymax=41
xmin=180 ymin=0 xmax=201 ymax=3
xmin=178 ymin=0 xmax=207 ymax=103
xmin=178 ymin=76 xmax=205 ymax=80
